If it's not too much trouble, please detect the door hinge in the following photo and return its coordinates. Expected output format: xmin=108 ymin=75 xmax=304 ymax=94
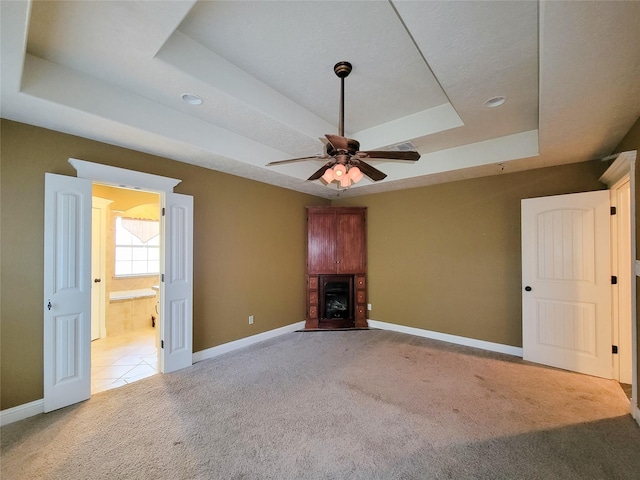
xmin=161 ymin=340 xmax=164 ymax=349
xmin=612 ymin=345 xmax=618 ymax=354
xmin=611 ymin=276 xmax=618 ymax=285
xmin=161 ymin=273 xmax=165 ymax=282
xmin=611 ymin=206 xmax=617 ymax=215
xmin=162 ymin=207 xmax=165 ymax=216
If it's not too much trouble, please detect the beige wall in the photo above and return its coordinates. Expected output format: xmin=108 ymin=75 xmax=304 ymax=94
xmin=612 ymin=115 xmax=640 ymax=413
xmin=0 ymin=117 xmax=629 ymax=413
xmin=334 ymin=162 xmax=608 ymax=347
xmin=0 ymin=120 xmax=329 ymax=409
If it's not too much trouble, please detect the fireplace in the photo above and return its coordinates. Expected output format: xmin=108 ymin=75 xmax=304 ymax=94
xmin=305 ymin=206 xmax=368 ymax=329
xmin=319 ymin=275 xmax=354 ymax=328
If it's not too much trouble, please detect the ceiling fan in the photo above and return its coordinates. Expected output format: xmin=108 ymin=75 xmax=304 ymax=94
xmin=266 ymin=61 xmax=421 ymax=187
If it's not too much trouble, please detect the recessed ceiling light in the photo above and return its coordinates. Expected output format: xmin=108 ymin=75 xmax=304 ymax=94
xmin=484 ymin=96 xmax=506 ymax=108
xmin=181 ymin=93 xmax=203 ymax=105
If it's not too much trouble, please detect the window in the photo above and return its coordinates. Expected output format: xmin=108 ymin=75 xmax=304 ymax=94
xmin=114 ymin=217 xmax=160 ymax=276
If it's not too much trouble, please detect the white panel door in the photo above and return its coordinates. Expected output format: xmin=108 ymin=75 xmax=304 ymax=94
xmin=522 ymin=191 xmax=612 ymax=378
xmin=90 ymin=197 xmax=112 ymax=341
xmin=44 ymin=173 xmax=92 ymax=412
xmin=91 ymin=207 xmax=100 ymax=340
xmin=160 ymin=192 xmax=193 ymax=373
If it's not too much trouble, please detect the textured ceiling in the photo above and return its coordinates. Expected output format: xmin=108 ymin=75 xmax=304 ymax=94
xmin=2 ymin=1 xmax=639 ymax=199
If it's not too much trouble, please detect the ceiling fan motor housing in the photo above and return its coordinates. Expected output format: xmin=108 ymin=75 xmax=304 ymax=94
xmin=326 ymin=138 xmax=360 ymax=157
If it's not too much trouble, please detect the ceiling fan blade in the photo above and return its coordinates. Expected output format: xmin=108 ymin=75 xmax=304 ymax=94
xmin=266 ymin=155 xmax=330 ymax=166
xmin=356 ymin=160 xmax=387 ymax=181
xmin=325 ymin=134 xmax=349 ymax=151
xmin=307 ymin=162 xmax=334 ymax=181
xmin=356 ymin=150 xmax=421 ymax=161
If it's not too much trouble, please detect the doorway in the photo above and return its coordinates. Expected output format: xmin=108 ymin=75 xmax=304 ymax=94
xmin=91 ymin=184 xmax=161 ymax=394
xmin=44 ymin=160 xmax=193 ymax=412
xmin=520 ymin=151 xmax=637 ymax=418
xmin=601 ymin=163 xmax=635 ymax=400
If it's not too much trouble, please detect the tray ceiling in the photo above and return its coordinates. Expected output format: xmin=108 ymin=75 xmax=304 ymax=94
xmin=2 ymin=1 xmax=639 ymax=199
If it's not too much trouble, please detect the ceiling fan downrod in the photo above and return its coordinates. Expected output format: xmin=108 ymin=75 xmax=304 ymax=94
xmin=334 ymin=61 xmax=352 ymax=138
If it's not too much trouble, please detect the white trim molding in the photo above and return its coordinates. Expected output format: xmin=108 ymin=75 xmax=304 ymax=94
xmin=69 ymin=158 xmax=181 ymax=192
xmin=1 ymin=399 xmax=44 ymax=427
xmin=634 ymin=403 xmax=640 ymax=427
xmin=368 ymin=319 xmax=523 ymax=357
xmin=192 ymin=321 xmax=306 ymax=363
xmin=599 ymin=151 xmax=637 ymax=187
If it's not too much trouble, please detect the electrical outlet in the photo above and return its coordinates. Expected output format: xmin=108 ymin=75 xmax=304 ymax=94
xmin=367 ymin=304 xmax=372 ymax=311
xmin=248 ymin=315 xmax=254 ymax=325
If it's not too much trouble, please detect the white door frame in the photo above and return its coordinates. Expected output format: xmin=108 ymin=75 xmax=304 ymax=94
xmin=68 ymin=159 xmax=193 ymax=372
xmin=600 ymin=150 xmax=638 ymax=422
xmin=607 ymin=176 xmax=632 ymax=383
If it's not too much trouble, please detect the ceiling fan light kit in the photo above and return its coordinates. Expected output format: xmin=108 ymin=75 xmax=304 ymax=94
xmin=266 ymin=61 xmax=421 ymax=189
xmin=322 ymin=163 xmax=363 ymax=188
xmin=348 ymin=166 xmax=363 ymax=183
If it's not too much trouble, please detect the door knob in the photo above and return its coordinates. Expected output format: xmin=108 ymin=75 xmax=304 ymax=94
xmin=524 ymin=286 xmax=532 ymax=292
xmin=94 ymin=278 xmax=101 ymax=283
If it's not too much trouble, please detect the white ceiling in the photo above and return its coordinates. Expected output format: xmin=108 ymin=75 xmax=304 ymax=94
xmin=2 ymin=1 xmax=639 ymax=199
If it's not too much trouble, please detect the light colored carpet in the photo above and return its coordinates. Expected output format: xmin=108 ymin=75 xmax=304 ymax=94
xmin=2 ymin=329 xmax=639 ymax=479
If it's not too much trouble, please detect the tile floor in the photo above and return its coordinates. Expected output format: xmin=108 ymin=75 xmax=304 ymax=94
xmin=91 ymin=327 xmax=158 ymax=394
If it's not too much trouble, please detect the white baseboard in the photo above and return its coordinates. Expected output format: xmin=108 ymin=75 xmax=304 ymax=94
xmin=1 ymin=322 xmax=305 ymax=426
xmin=1 ymin=399 xmax=44 ymax=427
xmin=367 ymin=319 xmax=523 ymax=357
xmin=192 ymin=321 xmax=306 ymax=363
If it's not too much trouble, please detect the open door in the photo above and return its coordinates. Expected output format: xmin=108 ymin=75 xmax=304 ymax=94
xmin=522 ymin=190 xmax=612 ymax=379
xmin=44 ymin=173 xmax=92 ymax=412
xmin=160 ymin=192 xmax=193 ymax=373
xmin=91 ymin=197 xmax=111 ymax=341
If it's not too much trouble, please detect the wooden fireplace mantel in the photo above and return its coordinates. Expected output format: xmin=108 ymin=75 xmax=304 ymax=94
xmin=305 ymin=207 xmax=367 ymax=329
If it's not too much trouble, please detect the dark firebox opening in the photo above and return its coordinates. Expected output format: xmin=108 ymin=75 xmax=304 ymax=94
xmin=320 ymin=275 xmax=353 ymax=321
xmin=324 ymin=282 xmax=350 ymax=319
